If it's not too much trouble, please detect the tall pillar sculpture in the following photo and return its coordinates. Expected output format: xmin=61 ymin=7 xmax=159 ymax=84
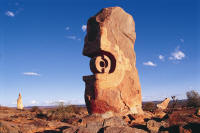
xmin=83 ymin=7 xmax=143 ymax=116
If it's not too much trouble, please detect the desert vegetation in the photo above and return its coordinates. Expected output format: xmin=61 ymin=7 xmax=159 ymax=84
xmin=44 ymin=103 xmax=83 ymax=122
xmin=186 ymin=90 xmax=200 ymax=108
xmin=143 ymin=102 xmax=156 ymax=112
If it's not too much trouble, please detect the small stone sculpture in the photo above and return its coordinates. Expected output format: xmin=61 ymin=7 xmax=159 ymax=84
xmin=156 ymin=98 xmax=170 ymax=110
xmin=17 ymin=92 xmax=23 ymax=110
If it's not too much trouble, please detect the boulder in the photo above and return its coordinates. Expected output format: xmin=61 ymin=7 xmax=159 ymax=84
xmin=86 ymin=121 xmax=103 ymax=133
xmin=128 ymin=114 xmax=145 ymax=125
xmin=83 ymin=6 xmax=143 ymax=116
xmin=147 ymin=120 xmax=161 ymax=133
xmin=153 ymin=110 xmax=167 ymax=119
xmin=147 ymin=120 xmax=169 ymax=133
xmin=77 ymin=114 xmax=104 ymax=127
xmin=103 ymin=116 xmax=127 ymax=127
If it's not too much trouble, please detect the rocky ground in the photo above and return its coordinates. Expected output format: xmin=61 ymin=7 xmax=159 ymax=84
xmin=0 ymin=105 xmax=200 ymax=133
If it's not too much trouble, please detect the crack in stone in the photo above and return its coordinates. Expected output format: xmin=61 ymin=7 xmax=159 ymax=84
xmin=119 ymin=90 xmax=130 ymax=111
xmin=122 ymin=32 xmax=135 ymax=43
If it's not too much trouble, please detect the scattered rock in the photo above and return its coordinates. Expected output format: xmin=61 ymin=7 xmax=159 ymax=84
xmin=103 ymin=126 xmax=147 ymax=133
xmin=63 ymin=127 xmax=78 ymax=133
xmin=147 ymin=120 xmax=163 ymax=133
xmin=157 ymin=98 xmax=170 ymax=110
xmin=123 ymin=115 xmax=131 ymax=124
xmin=0 ymin=121 xmax=20 ymax=133
xmin=103 ymin=116 xmax=127 ymax=127
xmin=73 ymin=126 xmax=92 ymax=133
xmin=77 ymin=114 xmax=104 ymax=127
xmin=64 ymin=116 xmax=139 ymax=133
xmin=83 ymin=6 xmax=143 ymax=116
xmin=86 ymin=121 xmax=103 ymax=133
xmin=143 ymin=111 xmax=154 ymax=119
xmin=128 ymin=114 xmax=145 ymax=125
xmin=147 ymin=120 xmax=169 ymax=133
xmin=154 ymin=110 xmax=167 ymax=119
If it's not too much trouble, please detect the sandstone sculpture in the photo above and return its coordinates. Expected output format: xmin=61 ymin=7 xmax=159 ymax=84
xmin=156 ymin=98 xmax=170 ymax=110
xmin=17 ymin=92 xmax=23 ymax=110
xmin=83 ymin=7 xmax=143 ymax=116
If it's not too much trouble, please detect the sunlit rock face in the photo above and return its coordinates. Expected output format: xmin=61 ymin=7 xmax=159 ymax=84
xmin=17 ymin=93 xmax=23 ymax=110
xmin=157 ymin=98 xmax=170 ymax=110
xmin=83 ymin=7 xmax=143 ymax=116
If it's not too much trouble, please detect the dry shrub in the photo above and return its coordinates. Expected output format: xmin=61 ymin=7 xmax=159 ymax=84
xmin=186 ymin=90 xmax=200 ymax=108
xmin=0 ymin=106 xmax=10 ymax=110
xmin=30 ymin=106 xmax=41 ymax=112
xmin=46 ymin=103 xmax=81 ymax=122
xmin=169 ymin=113 xmax=185 ymax=126
xmin=143 ymin=102 xmax=156 ymax=112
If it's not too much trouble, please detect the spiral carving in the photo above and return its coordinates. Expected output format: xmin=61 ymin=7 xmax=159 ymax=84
xmin=90 ymin=52 xmax=116 ymax=74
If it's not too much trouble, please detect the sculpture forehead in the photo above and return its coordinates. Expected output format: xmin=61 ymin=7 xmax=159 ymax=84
xmin=83 ymin=7 xmax=136 ymax=57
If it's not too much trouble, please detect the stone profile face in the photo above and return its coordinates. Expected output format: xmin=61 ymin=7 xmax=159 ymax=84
xmin=83 ymin=7 xmax=143 ymax=116
xmin=17 ymin=93 xmax=23 ymax=110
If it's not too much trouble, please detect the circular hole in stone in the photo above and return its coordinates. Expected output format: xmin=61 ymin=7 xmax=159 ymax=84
xmin=100 ymin=61 xmax=105 ymax=67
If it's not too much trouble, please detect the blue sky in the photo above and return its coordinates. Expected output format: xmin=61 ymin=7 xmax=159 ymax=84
xmin=0 ymin=0 xmax=199 ymax=106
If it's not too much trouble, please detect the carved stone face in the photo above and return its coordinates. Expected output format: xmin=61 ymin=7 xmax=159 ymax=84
xmin=83 ymin=7 xmax=143 ymax=116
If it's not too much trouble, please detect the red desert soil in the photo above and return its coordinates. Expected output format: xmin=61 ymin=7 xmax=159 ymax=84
xmin=0 ymin=106 xmax=200 ymax=133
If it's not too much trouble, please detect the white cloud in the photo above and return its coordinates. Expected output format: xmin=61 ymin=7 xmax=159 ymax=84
xmin=143 ymin=61 xmax=157 ymax=67
xmin=158 ymin=55 xmax=164 ymax=61
xmin=66 ymin=36 xmax=76 ymax=40
xmin=11 ymin=101 xmax=17 ymax=105
xmin=31 ymin=100 xmax=37 ymax=105
xmin=5 ymin=11 xmax=15 ymax=17
xmin=65 ymin=26 xmax=70 ymax=31
xmin=58 ymin=99 xmax=65 ymax=103
xmin=180 ymin=38 xmax=184 ymax=43
xmin=23 ymin=72 xmax=40 ymax=76
xmin=82 ymin=25 xmax=87 ymax=32
xmin=169 ymin=46 xmax=185 ymax=60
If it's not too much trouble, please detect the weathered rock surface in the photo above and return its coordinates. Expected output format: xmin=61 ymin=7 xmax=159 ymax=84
xmin=63 ymin=116 xmax=147 ymax=133
xmin=147 ymin=120 xmax=169 ymax=133
xmin=103 ymin=116 xmax=127 ymax=127
xmin=17 ymin=93 xmax=23 ymax=110
xmin=1 ymin=106 xmax=200 ymax=133
xmin=103 ymin=126 xmax=147 ymax=133
xmin=83 ymin=6 xmax=143 ymax=116
xmin=0 ymin=121 xmax=20 ymax=133
xmin=153 ymin=110 xmax=167 ymax=119
xmin=157 ymin=98 xmax=170 ymax=110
